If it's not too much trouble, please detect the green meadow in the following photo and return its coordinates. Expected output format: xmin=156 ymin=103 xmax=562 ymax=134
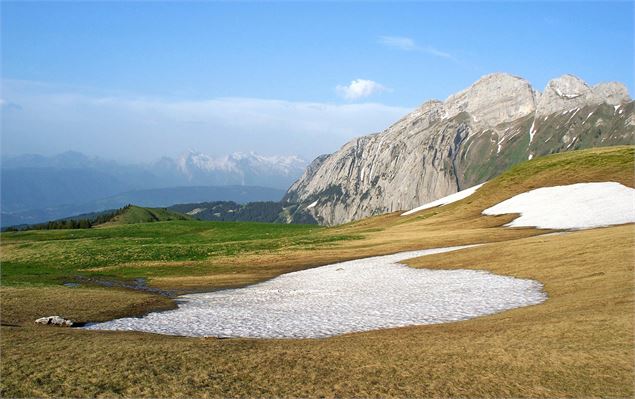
xmin=1 ymin=221 xmax=359 ymax=286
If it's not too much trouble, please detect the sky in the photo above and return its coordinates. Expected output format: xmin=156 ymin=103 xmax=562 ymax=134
xmin=1 ymin=1 xmax=633 ymax=163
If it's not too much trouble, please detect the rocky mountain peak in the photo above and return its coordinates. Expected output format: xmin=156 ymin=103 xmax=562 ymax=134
xmin=536 ymin=74 xmax=631 ymax=116
xmin=391 ymin=100 xmax=445 ymax=132
xmin=546 ymin=74 xmax=590 ymax=99
xmin=593 ymin=82 xmax=631 ymax=106
xmin=285 ymin=72 xmax=634 ymax=226
xmin=444 ymin=72 xmax=536 ymax=127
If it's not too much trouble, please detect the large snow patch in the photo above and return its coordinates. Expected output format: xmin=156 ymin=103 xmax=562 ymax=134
xmin=483 ymin=182 xmax=635 ymax=229
xmin=84 ymin=245 xmax=546 ymax=339
xmin=402 ymin=183 xmax=485 ymax=216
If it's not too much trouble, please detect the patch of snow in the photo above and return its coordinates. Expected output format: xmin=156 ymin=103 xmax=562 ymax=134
xmin=83 ymin=245 xmax=546 ymax=339
xmin=307 ymin=200 xmax=318 ymax=209
xmin=554 ymin=87 xmax=583 ymax=99
xmin=565 ymin=108 xmax=580 ymax=123
xmin=464 ymin=138 xmax=475 ymax=158
xmin=186 ymin=208 xmax=206 ymax=216
xmin=402 ymin=183 xmax=485 ymax=216
xmin=583 ymin=111 xmax=594 ymax=124
xmin=566 ymin=137 xmax=577 ymax=149
xmin=614 ymin=104 xmax=621 ymax=113
xmin=496 ymin=136 xmax=504 ymax=154
xmin=529 ymin=120 xmax=537 ymax=143
xmin=483 ymin=182 xmax=635 ymax=230
xmin=528 ymin=153 xmax=533 ymax=160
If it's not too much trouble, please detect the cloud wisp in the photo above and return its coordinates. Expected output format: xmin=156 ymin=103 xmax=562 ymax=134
xmin=377 ymin=36 xmax=418 ymax=51
xmin=336 ymin=79 xmax=388 ymax=100
xmin=378 ymin=35 xmax=454 ymax=60
xmin=1 ymin=79 xmax=410 ymax=162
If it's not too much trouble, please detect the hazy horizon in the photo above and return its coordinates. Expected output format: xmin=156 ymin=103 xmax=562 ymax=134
xmin=2 ymin=1 xmax=633 ymax=163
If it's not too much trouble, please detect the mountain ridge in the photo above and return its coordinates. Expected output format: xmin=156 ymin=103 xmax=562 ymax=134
xmin=2 ymin=150 xmax=307 ymax=191
xmin=284 ymin=73 xmax=634 ymax=225
xmin=1 ymin=150 xmax=304 ymax=226
xmin=1 ymin=185 xmax=286 ymax=228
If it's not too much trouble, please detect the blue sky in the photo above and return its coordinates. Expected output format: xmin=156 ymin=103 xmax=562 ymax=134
xmin=2 ymin=1 xmax=633 ymax=162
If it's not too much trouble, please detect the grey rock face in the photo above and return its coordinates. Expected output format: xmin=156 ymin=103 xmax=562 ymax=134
xmin=536 ymin=75 xmax=631 ymax=116
xmin=286 ymin=73 xmax=634 ymax=226
xmin=35 ymin=316 xmax=74 ymax=327
xmin=444 ymin=73 xmax=537 ymax=127
xmin=593 ymin=82 xmax=631 ymax=106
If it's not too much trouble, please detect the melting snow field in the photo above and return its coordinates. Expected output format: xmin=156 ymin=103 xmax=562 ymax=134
xmin=402 ymin=183 xmax=485 ymax=216
xmin=84 ymin=245 xmax=546 ymax=339
xmin=483 ymin=182 xmax=635 ymax=229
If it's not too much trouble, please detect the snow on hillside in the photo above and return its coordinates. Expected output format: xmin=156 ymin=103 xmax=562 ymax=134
xmin=84 ymin=245 xmax=546 ymax=339
xmin=402 ymin=183 xmax=485 ymax=216
xmin=483 ymin=182 xmax=635 ymax=229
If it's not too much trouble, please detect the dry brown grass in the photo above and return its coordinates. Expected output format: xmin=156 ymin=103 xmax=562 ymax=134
xmin=1 ymin=286 xmax=175 ymax=326
xmin=1 ymin=146 xmax=634 ymax=397
xmin=1 ymin=226 xmax=633 ymax=397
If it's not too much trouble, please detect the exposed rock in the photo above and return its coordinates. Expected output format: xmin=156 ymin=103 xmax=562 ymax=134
xmin=593 ymin=82 xmax=631 ymax=106
xmin=285 ymin=73 xmax=634 ymax=226
xmin=35 ymin=316 xmax=74 ymax=327
xmin=536 ymin=75 xmax=631 ymax=116
xmin=444 ymin=73 xmax=537 ymax=127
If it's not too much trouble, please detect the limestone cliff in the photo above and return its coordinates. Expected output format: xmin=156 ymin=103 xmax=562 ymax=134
xmin=284 ymin=73 xmax=633 ymax=225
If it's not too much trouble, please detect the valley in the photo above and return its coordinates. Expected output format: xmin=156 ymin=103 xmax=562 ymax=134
xmin=0 ymin=150 xmax=301 ymax=227
xmin=3 ymin=3 xmax=634 ymax=397
xmin=1 ymin=146 xmax=633 ymax=397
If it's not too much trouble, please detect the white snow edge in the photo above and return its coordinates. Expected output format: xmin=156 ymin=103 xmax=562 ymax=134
xmin=483 ymin=182 xmax=635 ymax=230
xmin=402 ymin=183 xmax=485 ymax=216
xmin=83 ymin=244 xmax=547 ymax=339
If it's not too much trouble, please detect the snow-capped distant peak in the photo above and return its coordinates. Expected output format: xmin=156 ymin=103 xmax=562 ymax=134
xmin=171 ymin=150 xmax=307 ymax=188
xmin=178 ymin=150 xmax=239 ymax=175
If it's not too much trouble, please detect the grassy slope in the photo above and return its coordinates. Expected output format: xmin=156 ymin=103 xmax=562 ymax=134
xmin=1 ymin=220 xmax=354 ymax=287
xmin=105 ymin=205 xmax=192 ymax=224
xmin=1 ymin=146 xmax=633 ymax=397
xmin=2 ymin=227 xmax=631 ymax=398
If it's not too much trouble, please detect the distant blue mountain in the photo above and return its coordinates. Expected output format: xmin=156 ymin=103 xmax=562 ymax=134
xmin=0 ymin=150 xmax=305 ymax=227
xmin=1 ymin=185 xmax=286 ymax=227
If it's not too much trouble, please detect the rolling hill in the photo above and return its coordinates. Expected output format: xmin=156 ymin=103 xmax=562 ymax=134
xmin=102 ymin=206 xmax=192 ymax=225
xmin=1 ymin=150 xmax=302 ymax=227
xmin=1 ymin=185 xmax=286 ymax=228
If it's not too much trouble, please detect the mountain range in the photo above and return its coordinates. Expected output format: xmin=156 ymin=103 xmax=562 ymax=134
xmin=1 ymin=150 xmax=304 ymax=227
xmin=4 ymin=73 xmax=634 ymax=228
xmin=284 ymin=73 xmax=634 ymax=225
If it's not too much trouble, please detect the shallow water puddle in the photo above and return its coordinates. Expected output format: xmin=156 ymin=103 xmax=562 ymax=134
xmin=84 ymin=245 xmax=547 ymax=338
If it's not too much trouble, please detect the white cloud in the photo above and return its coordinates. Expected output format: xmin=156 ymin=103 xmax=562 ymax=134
xmin=336 ymin=79 xmax=388 ymax=100
xmin=378 ymin=35 xmax=453 ymax=60
xmin=1 ymin=79 xmax=410 ymax=162
xmin=378 ymin=36 xmax=418 ymax=51
xmin=421 ymin=45 xmax=452 ymax=59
